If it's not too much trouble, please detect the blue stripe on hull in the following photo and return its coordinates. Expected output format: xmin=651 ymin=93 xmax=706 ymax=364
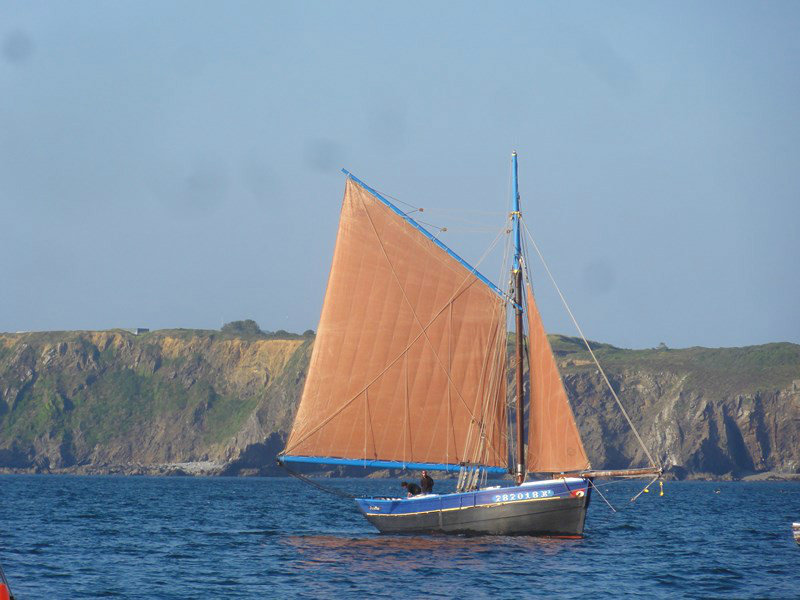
xmin=281 ymin=455 xmax=508 ymax=474
xmin=355 ymin=478 xmax=590 ymax=517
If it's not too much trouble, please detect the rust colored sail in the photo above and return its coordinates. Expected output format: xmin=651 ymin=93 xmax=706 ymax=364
xmin=284 ymin=178 xmax=507 ymax=468
xmin=525 ymin=283 xmax=590 ymax=473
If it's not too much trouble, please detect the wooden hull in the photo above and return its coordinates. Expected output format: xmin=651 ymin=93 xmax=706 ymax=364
xmin=355 ymin=477 xmax=590 ymax=537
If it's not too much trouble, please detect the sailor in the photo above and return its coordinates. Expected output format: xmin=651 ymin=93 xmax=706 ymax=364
xmin=401 ymin=481 xmax=421 ymax=497
xmin=420 ymin=470 xmax=434 ymax=494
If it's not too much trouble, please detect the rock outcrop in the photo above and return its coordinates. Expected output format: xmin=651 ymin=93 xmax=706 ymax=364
xmin=554 ymin=337 xmax=800 ymax=479
xmin=0 ymin=330 xmax=797 ymax=479
xmin=0 ymin=329 xmax=311 ymax=475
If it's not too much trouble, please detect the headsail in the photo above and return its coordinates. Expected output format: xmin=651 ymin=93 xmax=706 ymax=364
xmin=525 ymin=283 xmax=591 ymax=473
xmin=283 ymin=177 xmax=508 ymax=471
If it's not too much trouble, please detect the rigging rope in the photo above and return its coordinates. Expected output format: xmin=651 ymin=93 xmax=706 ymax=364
xmin=631 ymin=475 xmax=661 ymax=502
xmin=370 ymin=187 xmax=422 ymax=212
xmin=588 ymin=476 xmax=661 ymax=512
xmin=280 ymin=462 xmax=357 ymax=499
xmin=519 ymin=218 xmax=659 ymax=470
xmin=587 ymin=478 xmax=617 ymax=513
xmin=496 ymin=216 xmax=516 ymax=460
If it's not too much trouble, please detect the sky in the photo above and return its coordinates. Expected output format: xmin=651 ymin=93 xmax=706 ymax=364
xmin=1 ymin=1 xmax=799 ymax=349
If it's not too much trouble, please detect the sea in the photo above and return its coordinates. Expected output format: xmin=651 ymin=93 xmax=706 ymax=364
xmin=0 ymin=475 xmax=798 ymax=599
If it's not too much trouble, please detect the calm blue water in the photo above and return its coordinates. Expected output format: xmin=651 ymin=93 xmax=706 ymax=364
xmin=0 ymin=476 xmax=798 ymax=599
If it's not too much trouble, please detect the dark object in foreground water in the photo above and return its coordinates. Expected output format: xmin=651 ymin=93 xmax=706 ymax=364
xmin=0 ymin=560 xmax=14 ymax=600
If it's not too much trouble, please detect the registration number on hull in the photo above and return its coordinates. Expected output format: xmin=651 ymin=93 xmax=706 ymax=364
xmin=493 ymin=489 xmax=554 ymax=503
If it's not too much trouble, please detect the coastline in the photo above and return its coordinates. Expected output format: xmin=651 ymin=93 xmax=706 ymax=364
xmin=1 ymin=463 xmax=798 ymax=482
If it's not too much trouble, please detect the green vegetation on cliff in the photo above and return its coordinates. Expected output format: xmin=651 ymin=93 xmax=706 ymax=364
xmin=0 ymin=328 xmax=798 ymax=478
xmin=549 ymin=334 xmax=800 ymax=396
xmin=0 ymin=329 xmax=312 ymax=472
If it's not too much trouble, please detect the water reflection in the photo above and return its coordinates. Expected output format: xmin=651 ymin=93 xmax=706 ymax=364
xmin=284 ymin=534 xmax=582 ymax=572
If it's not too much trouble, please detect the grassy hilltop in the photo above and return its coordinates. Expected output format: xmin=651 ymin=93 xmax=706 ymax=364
xmin=550 ymin=335 xmax=800 ymax=397
xmin=0 ymin=327 xmax=798 ymax=479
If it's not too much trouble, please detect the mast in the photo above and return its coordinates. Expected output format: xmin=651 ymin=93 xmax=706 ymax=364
xmin=512 ymin=151 xmax=525 ymax=485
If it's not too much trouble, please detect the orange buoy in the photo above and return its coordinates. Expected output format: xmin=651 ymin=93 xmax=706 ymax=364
xmin=0 ymin=583 xmax=10 ymax=600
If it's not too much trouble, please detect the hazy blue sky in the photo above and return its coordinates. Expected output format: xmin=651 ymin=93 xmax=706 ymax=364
xmin=2 ymin=2 xmax=798 ymax=348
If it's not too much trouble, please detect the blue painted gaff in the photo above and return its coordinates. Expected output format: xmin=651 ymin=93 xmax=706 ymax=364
xmin=511 ymin=151 xmax=521 ymax=270
xmin=341 ymin=169 xmax=514 ymax=306
xmin=281 ymin=454 xmax=509 ymax=474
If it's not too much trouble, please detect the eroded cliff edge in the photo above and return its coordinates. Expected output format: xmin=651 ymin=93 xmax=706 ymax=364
xmin=0 ymin=330 xmax=797 ymax=479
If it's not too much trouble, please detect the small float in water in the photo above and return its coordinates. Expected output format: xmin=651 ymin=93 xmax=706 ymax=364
xmin=793 ymin=522 xmax=800 ymax=546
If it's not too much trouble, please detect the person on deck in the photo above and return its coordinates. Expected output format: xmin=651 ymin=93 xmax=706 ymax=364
xmin=401 ymin=481 xmax=421 ymax=497
xmin=420 ymin=470 xmax=434 ymax=494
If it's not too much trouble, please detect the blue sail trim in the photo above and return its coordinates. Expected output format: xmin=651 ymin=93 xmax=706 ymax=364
xmin=281 ymin=455 xmax=509 ymax=474
xmin=342 ymin=169 xmax=512 ymax=305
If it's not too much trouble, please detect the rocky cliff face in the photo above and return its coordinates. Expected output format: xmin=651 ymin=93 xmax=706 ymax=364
xmin=555 ymin=338 xmax=800 ymax=479
xmin=0 ymin=330 xmax=797 ymax=479
xmin=0 ymin=330 xmax=311 ymax=475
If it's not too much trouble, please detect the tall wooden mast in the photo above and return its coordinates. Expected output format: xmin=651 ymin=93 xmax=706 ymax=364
xmin=511 ymin=151 xmax=525 ymax=485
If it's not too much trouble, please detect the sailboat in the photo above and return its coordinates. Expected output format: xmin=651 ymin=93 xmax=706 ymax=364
xmin=279 ymin=152 xmax=660 ymax=537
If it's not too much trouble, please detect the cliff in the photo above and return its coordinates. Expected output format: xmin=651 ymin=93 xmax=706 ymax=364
xmin=551 ymin=336 xmax=800 ymax=479
xmin=0 ymin=329 xmax=312 ymax=476
xmin=0 ymin=329 xmax=798 ymax=479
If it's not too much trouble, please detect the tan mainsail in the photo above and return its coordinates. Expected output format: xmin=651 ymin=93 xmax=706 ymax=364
xmin=284 ymin=178 xmax=508 ymax=468
xmin=525 ymin=283 xmax=590 ymax=473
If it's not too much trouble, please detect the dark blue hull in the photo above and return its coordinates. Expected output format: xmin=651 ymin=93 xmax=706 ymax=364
xmin=355 ymin=477 xmax=590 ymax=537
